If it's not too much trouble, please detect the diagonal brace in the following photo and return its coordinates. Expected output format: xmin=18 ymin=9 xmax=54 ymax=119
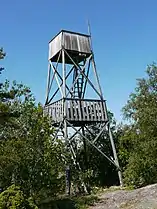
xmin=64 ymin=52 xmax=92 ymax=98
xmin=50 ymin=62 xmax=63 ymax=97
xmin=48 ymin=51 xmax=62 ymax=96
xmin=66 ymin=120 xmax=120 ymax=170
xmin=85 ymin=123 xmax=108 ymax=144
xmin=64 ymin=49 xmax=103 ymax=99
xmin=48 ymin=66 xmax=74 ymax=104
xmin=51 ymin=63 xmax=73 ymax=96
xmin=68 ymin=127 xmax=82 ymax=142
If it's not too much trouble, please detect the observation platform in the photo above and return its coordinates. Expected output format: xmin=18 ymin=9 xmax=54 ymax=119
xmin=44 ymin=98 xmax=108 ymax=126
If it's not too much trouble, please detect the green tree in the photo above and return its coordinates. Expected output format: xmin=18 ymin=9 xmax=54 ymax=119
xmin=0 ymin=47 xmax=5 ymax=74
xmin=0 ymin=81 xmax=66 ymax=202
xmin=116 ymin=124 xmax=136 ymax=172
xmin=120 ymin=63 xmax=157 ymax=187
xmin=0 ymin=48 xmax=20 ymax=125
xmin=0 ymin=50 xmax=66 ymax=203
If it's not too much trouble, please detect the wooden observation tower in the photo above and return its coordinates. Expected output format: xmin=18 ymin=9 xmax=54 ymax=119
xmin=44 ymin=29 xmax=123 ymax=193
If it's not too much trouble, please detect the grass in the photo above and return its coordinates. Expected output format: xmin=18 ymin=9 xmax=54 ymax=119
xmin=40 ymin=194 xmax=99 ymax=209
xmin=91 ymin=185 xmax=131 ymax=195
xmin=40 ymin=186 xmax=134 ymax=209
xmin=73 ymin=195 xmax=99 ymax=209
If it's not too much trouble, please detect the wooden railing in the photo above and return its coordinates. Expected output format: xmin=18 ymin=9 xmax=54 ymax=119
xmin=44 ymin=99 xmax=108 ymax=124
xmin=44 ymin=99 xmax=63 ymax=123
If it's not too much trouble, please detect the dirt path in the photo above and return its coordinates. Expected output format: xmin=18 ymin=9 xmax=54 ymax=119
xmin=89 ymin=184 xmax=157 ymax=209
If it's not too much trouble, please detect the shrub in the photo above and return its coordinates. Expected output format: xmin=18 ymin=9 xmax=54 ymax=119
xmin=0 ymin=185 xmax=38 ymax=209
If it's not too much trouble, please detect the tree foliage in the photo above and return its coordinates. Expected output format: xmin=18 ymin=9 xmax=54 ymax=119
xmin=0 ymin=185 xmax=38 ymax=209
xmin=119 ymin=64 xmax=157 ymax=187
xmin=0 ymin=81 xmax=66 ymax=202
xmin=0 ymin=49 xmax=66 ymax=205
xmin=0 ymin=49 xmax=20 ymax=125
xmin=0 ymin=48 xmax=5 ymax=74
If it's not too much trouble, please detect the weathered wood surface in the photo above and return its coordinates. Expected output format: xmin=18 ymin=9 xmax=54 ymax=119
xmin=44 ymin=99 xmax=107 ymax=124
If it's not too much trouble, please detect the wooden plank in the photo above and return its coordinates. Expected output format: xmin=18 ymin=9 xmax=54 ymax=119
xmin=60 ymin=100 xmax=63 ymax=121
xmin=100 ymin=101 xmax=105 ymax=121
xmin=103 ymin=102 xmax=108 ymax=121
xmin=96 ymin=102 xmax=100 ymax=121
xmin=82 ymin=100 xmax=86 ymax=121
xmin=88 ymin=101 xmax=93 ymax=121
xmin=78 ymin=100 xmax=82 ymax=121
xmin=88 ymin=105 xmax=91 ymax=121
xmin=66 ymin=100 xmax=70 ymax=120
xmin=85 ymin=101 xmax=89 ymax=121
xmin=60 ymin=101 xmax=63 ymax=120
xmin=56 ymin=102 xmax=59 ymax=120
xmin=55 ymin=103 xmax=57 ymax=121
xmin=54 ymin=103 xmax=57 ymax=119
xmin=73 ymin=100 xmax=77 ymax=121
xmin=74 ymin=100 xmax=79 ymax=121
xmin=92 ymin=102 xmax=97 ymax=121
xmin=58 ymin=103 xmax=60 ymax=122
xmin=70 ymin=100 xmax=74 ymax=121
xmin=54 ymin=103 xmax=56 ymax=122
xmin=58 ymin=101 xmax=61 ymax=120
xmin=73 ymin=105 xmax=76 ymax=121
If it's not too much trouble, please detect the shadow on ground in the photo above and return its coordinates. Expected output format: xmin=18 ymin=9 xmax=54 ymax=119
xmin=40 ymin=195 xmax=99 ymax=209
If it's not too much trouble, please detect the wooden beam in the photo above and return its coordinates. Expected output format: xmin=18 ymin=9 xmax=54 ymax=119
xmin=64 ymin=49 xmax=102 ymax=99
xmin=48 ymin=66 xmax=74 ymax=104
xmin=66 ymin=120 xmax=120 ymax=170
xmin=50 ymin=62 xmax=63 ymax=97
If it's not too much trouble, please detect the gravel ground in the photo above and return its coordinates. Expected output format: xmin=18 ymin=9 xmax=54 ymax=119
xmin=89 ymin=184 xmax=157 ymax=209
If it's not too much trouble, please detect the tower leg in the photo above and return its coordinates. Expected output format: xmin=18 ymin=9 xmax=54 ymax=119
xmin=108 ymin=126 xmax=123 ymax=186
xmin=91 ymin=55 xmax=123 ymax=187
xmin=82 ymin=126 xmax=91 ymax=193
xmin=68 ymin=138 xmax=88 ymax=194
xmin=62 ymin=48 xmax=71 ymax=195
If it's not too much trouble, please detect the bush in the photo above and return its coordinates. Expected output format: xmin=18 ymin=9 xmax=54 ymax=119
xmin=0 ymin=185 xmax=38 ymax=209
xmin=124 ymin=140 xmax=157 ymax=188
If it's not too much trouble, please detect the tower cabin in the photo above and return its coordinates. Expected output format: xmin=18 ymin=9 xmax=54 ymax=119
xmin=44 ymin=30 xmax=108 ymax=126
xmin=49 ymin=30 xmax=91 ymax=63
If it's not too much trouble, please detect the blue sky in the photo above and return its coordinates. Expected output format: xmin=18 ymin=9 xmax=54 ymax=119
xmin=1 ymin=0 xmax=157 ymax=122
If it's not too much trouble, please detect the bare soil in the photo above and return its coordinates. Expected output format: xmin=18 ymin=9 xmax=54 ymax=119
xmin=89 ymin=184 xmax=157 ymax=209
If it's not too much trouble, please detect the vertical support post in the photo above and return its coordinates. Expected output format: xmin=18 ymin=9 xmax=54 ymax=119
xmin=62 ymin=48 xmax=67 ymax=141
xmin=45 ymin=64 xmax=51 ymax=104
xmin=91 ymin=54 xmax=123 ymax=187
xmin=82 ymin=126 xmax=90 ymax=193
xmin=108 ymin=125 xmax=123 ymax=186
xmin=91 ymin=56 xmax=103 ymax=100
xmin=82 ymin=126 xmax=88 ymax=170
xmin=70 ymin=142 xmax=88 ymax=194
xmin=62 ymin=48 xmax=70 ymax=195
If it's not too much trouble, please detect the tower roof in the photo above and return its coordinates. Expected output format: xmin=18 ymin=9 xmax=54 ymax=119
xmin=49 ymin=29 xmax=90 ymax=44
